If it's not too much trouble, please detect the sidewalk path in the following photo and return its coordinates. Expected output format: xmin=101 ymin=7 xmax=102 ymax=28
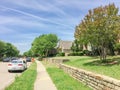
xmin=34 ymin=60 xmax=57 ymax=90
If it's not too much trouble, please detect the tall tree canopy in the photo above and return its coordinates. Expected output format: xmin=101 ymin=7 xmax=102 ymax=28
xmin=0 ymin=40 xmax=6 ymax=58
xmin=5 ymin=43 xmax=19 ymax=57
xmin=31 ymin=34 xmax=58 ymax=57
xmin=74 ymin=3 xmax=120 ymax=61
xmin=0 ymin=41 xmax=19 ymax=59
xmin=23 ymin=49 xmax=33 ymax=57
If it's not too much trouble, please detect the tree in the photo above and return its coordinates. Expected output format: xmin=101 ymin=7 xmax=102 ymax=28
xmin=23 ymin=49 xmax=33 ymax=57
xmin=31 ymin=34 xmax=58 ymax=57
xmin=5 ymin=43 xmax=19 ymax=57
xmin=74 ymin=3 xmax=120 ymax=61
xmin=0 ymin=40 xmax=6 ymax=58
xmin=71 ymin=39 xmax=81 ymax=52
xmin=0 ymin=41 xmax=19 ymax=59
xmin=114 ymin=43 xmax=120 ymax=54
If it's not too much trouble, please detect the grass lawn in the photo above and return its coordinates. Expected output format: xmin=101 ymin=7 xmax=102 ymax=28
xmin=5 ymin=62 xmax=37 ymax=90
xmin=42 ymin=61 xmax=92 ymax=90
xmin=53 ymin=56 xmax=120 ymax=80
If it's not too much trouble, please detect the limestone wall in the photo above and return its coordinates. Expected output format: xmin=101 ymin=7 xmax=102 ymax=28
xmin=45 ymin=58 xmax=120 ymax=90
xmin=60 ymin=64 xmax=120 ymax=90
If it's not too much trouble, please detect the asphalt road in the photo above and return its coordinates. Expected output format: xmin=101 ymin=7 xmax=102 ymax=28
xmin=0 ymin=62 xmax=31 ymax=90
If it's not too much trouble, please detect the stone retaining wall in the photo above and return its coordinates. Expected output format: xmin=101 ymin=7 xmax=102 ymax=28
xmin=43 ymin=58 xmax=69 ymax=66
xmin=45 ymin=58 xmax=120 ymax=90
xmin=60 ymin=64 xmax=120 ymax=90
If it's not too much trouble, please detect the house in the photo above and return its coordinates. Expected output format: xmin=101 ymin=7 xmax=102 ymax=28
xmin=58 ymin=40 xmax=73 ymax=56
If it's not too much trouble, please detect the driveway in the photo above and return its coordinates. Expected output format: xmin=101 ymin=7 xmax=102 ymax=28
xmin=0 ymin=62 xmax=31 ymax=90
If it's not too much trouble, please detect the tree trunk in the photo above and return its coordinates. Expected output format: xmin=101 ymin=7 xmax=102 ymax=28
xmin=98 ymin=46 xmax=107 ymax=62
xmin=101 ymin=46 xmax=107 ymax=62
xmin=98 ymin=47 xmax=102 ymax=60
xmin=45 ymin=49 xmax=48 ymax=57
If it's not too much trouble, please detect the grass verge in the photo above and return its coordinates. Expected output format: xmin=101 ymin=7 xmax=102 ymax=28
xmin=57 ymin=56 xmax=120 ymax=80
xmin=42 ymin=62 xmax=92 ymax=90
xmin=5 ymin=62 xmax=37 ymax=90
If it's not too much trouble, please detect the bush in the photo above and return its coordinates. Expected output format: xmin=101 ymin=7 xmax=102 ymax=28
xmin=56 ymin=52 xmax=65 ymax=56
xmin=68 ymin=52 xmax=84 ymax=56
xmin=68 ymin=52 xmax=74 ymax=56
xmin=77 ymin=52 xmax=84 ymax=56
xmin=83 ymin=50 xmax=92 ymax=56
xmin=91 ymin=48 xmax=100 ymax=56
xmin=38 ymin=57 xmax=43 ymax=61
xmin=0 ymin=57 xmax=3 ymax=61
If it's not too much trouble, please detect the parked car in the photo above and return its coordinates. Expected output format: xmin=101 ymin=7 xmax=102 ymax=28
xmin=3 ymin=57 xmax=11 ymax=62
xmin=8 ymin=59 xmax=27 ymax=72
xmin=11 ymin=57 xmax=19 ymax=60
xmin=26 ymin=57 xmax=31 ymax=62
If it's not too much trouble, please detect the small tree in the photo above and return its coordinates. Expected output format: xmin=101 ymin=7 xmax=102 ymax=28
xmin=71 ymin=39 xmax=82 ymax=52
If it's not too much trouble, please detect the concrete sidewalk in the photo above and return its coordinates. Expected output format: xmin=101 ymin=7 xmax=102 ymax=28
xmin=34 ymin=60 xmax=57 ymax=90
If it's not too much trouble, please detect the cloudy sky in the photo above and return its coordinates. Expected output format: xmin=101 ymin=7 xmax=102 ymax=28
xmin=0 ymin=0 xmax=120 ymax=54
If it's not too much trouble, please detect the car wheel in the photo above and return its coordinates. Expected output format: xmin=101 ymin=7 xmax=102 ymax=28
xmin=8 ymin=70 xmax=11 ymax=73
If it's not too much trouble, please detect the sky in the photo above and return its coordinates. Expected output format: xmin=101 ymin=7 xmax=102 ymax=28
xmin=0 ymin=0 xmax=120 ymax=54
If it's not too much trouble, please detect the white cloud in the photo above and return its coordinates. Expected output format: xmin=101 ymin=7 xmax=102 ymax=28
xmin=1 ymin=0 xmax=70 ymax=18
xmin=0 ymin=5 xmax=74 ymax=29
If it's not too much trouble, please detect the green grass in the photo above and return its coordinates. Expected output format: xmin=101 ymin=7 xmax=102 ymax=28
xmin=42 ymin=62 xmax=92 ymax=90
xmin=55 ymin=56 xmax=120 ymax=80
xmin=5 ymin=62 xmax=37 ymax=90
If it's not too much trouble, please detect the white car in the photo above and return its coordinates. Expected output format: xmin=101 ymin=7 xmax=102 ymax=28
xmin=8 ymin=60 xmax=27 ymax=72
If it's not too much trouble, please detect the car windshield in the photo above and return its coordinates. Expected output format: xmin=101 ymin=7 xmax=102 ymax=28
xmin=11 ymin=60 xmax=22 ymax=63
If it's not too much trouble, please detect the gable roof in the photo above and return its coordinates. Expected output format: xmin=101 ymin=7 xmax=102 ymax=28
xmin=59 ymin=40 xmax=73 ymax=49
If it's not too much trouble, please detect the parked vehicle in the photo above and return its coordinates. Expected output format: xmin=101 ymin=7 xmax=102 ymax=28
xmin=11 ymin=57 xmax=19 ymax=60
xmin=3 ymin=57 xmax=11 ymax=62
xmin=8 ymin=59 xmax=27 ymax=72
xmin=26 ymin=57 xmax=31 ymax=62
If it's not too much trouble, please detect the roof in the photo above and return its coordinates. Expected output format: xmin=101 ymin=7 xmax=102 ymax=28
xmin=58 ymin=40 xmax=73 ymax=49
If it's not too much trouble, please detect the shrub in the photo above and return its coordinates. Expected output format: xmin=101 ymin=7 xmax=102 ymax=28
xmin=68 ymin=52 xmax=84 ymax=56
xmin=56 ymin=52 xmax=65 ymax=56
xmin=38 ymin=56 xmax=43 ymax=61
xmin=83 ymin=50 xmax=92 ymax=56
xmin=91 ymin=48 xmax=100 ymax=56
xmin=77 ymin=51 xmax=84 ymax=56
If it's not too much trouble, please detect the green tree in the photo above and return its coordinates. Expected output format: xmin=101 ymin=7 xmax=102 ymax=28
xmin=75 ymin=3 xmax=120 ymax=61
xmin=0 ymin=40 xmax=6 ymax=59
xmin=0 ymin=41 xmax=19 ymax=59
xmin=114 ymin=43 xmax=120 ymax=54
xmin=23 ymin=49 xmax=33 ymax=57
xmin=31 ymin=34 xmax=58 ymax=57
xmin=5 ymin=43 xmax=19 ymax=57
xmin=71 ymin=39 xmax=81 ymax=52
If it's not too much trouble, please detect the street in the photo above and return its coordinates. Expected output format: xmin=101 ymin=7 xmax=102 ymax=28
xmin=0 ymin=62 xmax=31 ymax=90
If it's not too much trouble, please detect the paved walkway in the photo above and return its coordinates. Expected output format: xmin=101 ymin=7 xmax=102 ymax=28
xmin=34 ymin=60 xmax=57 ymax=90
